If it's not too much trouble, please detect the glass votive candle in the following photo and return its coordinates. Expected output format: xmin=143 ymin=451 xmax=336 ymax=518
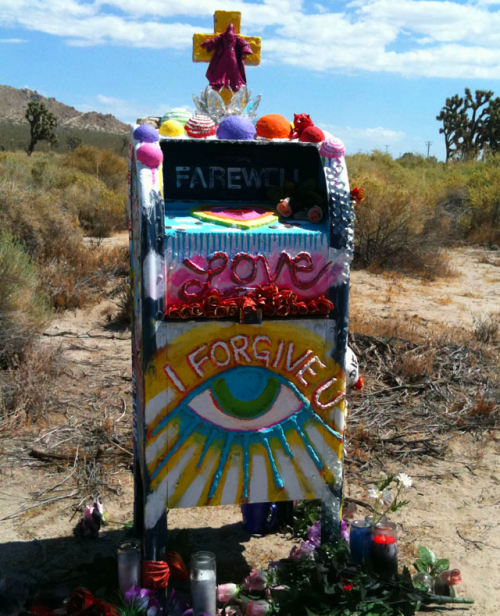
xmin=118 ymin=539 xmax=142 ymax=594
xmin=371 ymin=522 xmax=398 ymax=576
xmin=349 ymin=520 xmax=372 ymax=565
xmin=190 ymin=551 xmax=216 ymax=616
xmin=364 ymin=514 xmax=388 ymax=527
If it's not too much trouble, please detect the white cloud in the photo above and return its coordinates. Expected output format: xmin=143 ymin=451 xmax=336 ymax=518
xmin=320 ymin=123 xmax=406 ymax=153
xmin=77 ymin=94 xmax=194 ymax=124
xmin=0 ymin=38 xmax=27 ymax=43
xmin=0 ymin=0 xmax=499 ymax=78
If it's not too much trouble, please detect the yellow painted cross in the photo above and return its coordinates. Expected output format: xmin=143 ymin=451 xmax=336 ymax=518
xmin=192 ymin=10 xmax=261 ymax=66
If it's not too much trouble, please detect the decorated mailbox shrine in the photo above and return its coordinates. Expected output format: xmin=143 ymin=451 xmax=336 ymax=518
xmin=128 ymin=10 xmax=355 ymax=559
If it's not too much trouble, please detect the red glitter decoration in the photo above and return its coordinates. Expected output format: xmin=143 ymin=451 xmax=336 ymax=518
xmin=166 ymin=283 xmax=333 ymax=320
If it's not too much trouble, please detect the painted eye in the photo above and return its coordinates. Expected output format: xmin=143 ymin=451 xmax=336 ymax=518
xmin=188 ymin=367 xmax=303 ymax=432
xmin=147 ymin=364 xmax=343 ymax=509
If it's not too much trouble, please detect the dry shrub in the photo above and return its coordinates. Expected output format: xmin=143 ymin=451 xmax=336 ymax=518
xmin=394 ymin=349 xmax=435 ymax=381
xmin=107 ymin=278 xmax=133 ymax=327
xmin=472 ymin=312 xmax=500 ymax=343
xmin=467 ymin=393 xmax=498 ymax=418
xmin=0 ymin=344 xmax=61 ymax=429
xmin=0 ymin=233 xmax=50 ymax=362
xmin=64 ymin=174 xmax=127 ymax=237
xmin=349 ymin=152 xmax=450 ymax=278
xmin=63 ymin=145 xmax=128 ymax=191
xmin=43 ymin=244 xmax=129 ymax=310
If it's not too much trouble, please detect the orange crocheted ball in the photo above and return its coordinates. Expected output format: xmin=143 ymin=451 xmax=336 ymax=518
xmin=256 ymin=114 xmax=292 ymax=140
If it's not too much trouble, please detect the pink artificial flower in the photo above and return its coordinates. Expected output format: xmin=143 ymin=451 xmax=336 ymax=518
xmin=243 ymin=570 xmax=267 ymax=592
xmin=441 ymin=569 xmax=462 ymax=586
xmin=246 ymin=601 xmax=271 ymax=616
xmin=84 ymin=501 xmax=103 ymax=520
xmin=216 ymin=583 xmax=239 ymax=603
xmin=289 ymin=541 xmax=315 ymax=562
xmin=277 ymin=198 xmax=292 ymax=218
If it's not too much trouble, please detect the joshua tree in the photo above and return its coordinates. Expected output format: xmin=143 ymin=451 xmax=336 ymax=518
xmin=437 ymin=89 xmax=498 ymax=161
xmin=25 ymin=101 xmax=58 ymax=156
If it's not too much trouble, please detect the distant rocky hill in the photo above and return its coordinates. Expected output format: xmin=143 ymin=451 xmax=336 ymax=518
xmin=0 ymin=84 xmax=129 ymax=134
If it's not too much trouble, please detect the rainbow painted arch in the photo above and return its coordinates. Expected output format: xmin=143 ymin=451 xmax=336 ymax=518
xmin=190 ymin=205 xmax=278 ymax=229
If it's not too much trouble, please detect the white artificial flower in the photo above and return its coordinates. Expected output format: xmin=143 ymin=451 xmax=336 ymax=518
xmin=397 ymin=473 xmax=413 ymax=488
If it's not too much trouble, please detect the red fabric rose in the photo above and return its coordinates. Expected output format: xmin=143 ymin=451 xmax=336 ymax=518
xmin=350 ymin=187 xmax=365 ymax=204
xmin=180 ymin=305 xmax=192 ymax=319
xmin=316 ymin=297 xmax=334 ymax=314
xmin=263 ymin=304 xmax=276 ymax=317
xmin=142 ymin=559 xmax=171 ymax=589
xmin=32 ymin=607 xmax=56 ymax=616
xmin=307 ymin=300 xmax=318 ymax=314
xmin=215 ymin=305 xmax=229 ymax=318
xmin=205 ymin=290 xmax=221 ymax=308
xmin=168 ymin=305 xmax=181 ymax=319
xmin=191 ymin=303 xmax=204 ymax=317
xmin=79 ymin=598 xmax=118 ymax=616
xmin=297 ymin=302 xmax=308 ymax=315
xmin=166 ymin=550 xmax=190 ymax=581
xmin=276 ymin=304 xmax=290 ymax=317
xmin=65 ymin=588 xmax=94 ymax=615
xmin=242 ymin=297 xmax=256 ymax=313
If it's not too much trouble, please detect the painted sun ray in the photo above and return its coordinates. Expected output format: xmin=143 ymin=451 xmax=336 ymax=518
xmin=150 ymin=407 xmax=181 ymax=438
xmin=208 ymin=432 xmax=234 ymax=499
xmin=262 ymin=437 xmax=284 ymax=490
xmin=275 ymin=425 xmax=294 ymax=458
xmin=310 ymin=411 xmax=343 ymax=441
xmin=151 ymin=419 xmax=201 ymax=480
xmin=196 ymin=428 xmax=218 ymax=469
xmin=291 ymin=415 xmax=324 ymax=471
xmin=243 ymin=434 xmax=250 ymax=500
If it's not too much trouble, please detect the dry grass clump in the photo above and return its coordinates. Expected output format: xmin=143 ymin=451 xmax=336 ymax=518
xmin=472 ymin=312 xmax=500 ymax=344
xmin=346 ymin=319 xmax=499 ymax=474
xmin=0 ymin=345 xmax=62 ymax=430
xmin=0 ymin=233 xmax=50 ymax=362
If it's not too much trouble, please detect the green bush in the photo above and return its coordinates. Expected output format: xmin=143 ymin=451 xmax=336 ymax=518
xmin=0 ymin=233 xmax=50 ymax=360
xmin=63 ymin=145 xmax=128 ymax=191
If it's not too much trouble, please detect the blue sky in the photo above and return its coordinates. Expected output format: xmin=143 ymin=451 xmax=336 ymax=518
xmin=1 ymin=0 xmax=499 ymax=160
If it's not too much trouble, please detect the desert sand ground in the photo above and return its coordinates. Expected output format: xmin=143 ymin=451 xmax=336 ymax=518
xmin=0 ymin=244 xmax=498 ymax=613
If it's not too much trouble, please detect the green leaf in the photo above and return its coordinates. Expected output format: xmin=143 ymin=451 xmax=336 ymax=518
xmin=434 ymin=559 xmax=449 ymax=574
xmin=418 ymin=546 xmax=435 ymax=566
xmin=413 ymin=560 xmax=427 ymax=573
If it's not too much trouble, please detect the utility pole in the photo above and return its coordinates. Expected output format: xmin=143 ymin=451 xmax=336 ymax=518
xmin=384 ymin=145 xmax=389 ymax=153
xmin=425 ymin=141 xmax=432 ymax=158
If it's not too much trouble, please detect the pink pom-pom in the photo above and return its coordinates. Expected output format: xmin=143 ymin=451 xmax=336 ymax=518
xmin=320 ymin=137 xmax=346 ymax=158
xmin=137 ymin=144 xmax=163 ymax=168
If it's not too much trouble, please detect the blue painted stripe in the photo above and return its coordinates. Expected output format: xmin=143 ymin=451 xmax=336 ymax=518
xmin=263 ymin=437 xmax=284 ymax=490
xmin=208 ymin=433 xmax=234 ymax=499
